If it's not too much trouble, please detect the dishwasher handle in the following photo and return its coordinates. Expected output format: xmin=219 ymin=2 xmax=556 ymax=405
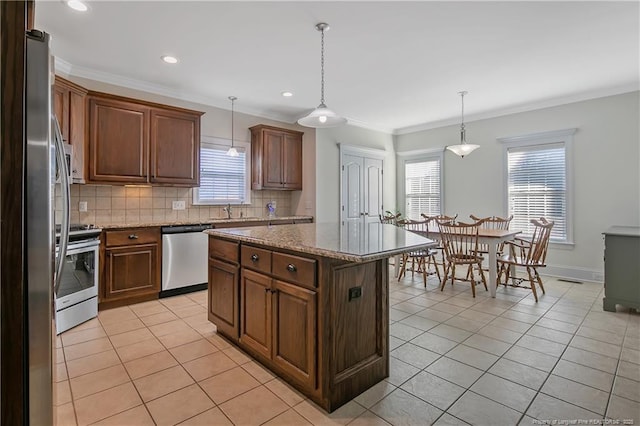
xmin=161 ymin=224 xmax=213 ymax=234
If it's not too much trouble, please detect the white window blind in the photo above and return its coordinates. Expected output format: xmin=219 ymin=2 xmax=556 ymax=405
xmin=405 ymin=158 xmax=441 ymax=220
xmin=507 ymin=143 xmax=567 ymax=241
xmin=194 ymin=142 xmax=246 ymax=204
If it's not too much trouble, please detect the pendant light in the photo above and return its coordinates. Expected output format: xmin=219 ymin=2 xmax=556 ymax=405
xmin=226 ymin=96 xmax=239 ymax=157
xmin=446 ymin=91 xmax=480 ymax=158
xmin=297 ymin=23 xmax=347 ymax=128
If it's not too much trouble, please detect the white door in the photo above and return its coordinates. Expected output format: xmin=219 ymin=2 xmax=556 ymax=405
xmin=364 ymin=157 xmax=383 ymax=227
xmin=341 ymin=154 xmax=364 ymax=240
xmin=340 ymin=145 xmax=385 ymax=230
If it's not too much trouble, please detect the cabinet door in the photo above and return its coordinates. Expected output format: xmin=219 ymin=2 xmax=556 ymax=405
xmin=104 ymin=243 xmax=159 ymax=300
xmin=208 ymin=258 xmax=239 ymax=339
xmin=53 ymin=84 xmax=69 ymax=142
xmin=272 ymin=279 xmax=316 ymax=389
xmin=282 ymin=133 xmax=302 ymax=189
xmin=88 ymin=97 xmax=149 ymax=183
xmin=150 ymin=109 xmax=200 ymax=186
xmin=240 ymin=269 xmax=272 ymax=359
xmin=263 ymin=129 xmax=284 ymax=188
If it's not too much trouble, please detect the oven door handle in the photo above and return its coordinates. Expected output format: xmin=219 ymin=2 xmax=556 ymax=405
xmin=53 ymin=115 xmax=71 ymax=295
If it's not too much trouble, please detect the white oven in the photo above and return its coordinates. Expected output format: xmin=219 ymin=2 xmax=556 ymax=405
xmin=55 ymin=234 xmax=99 ymax=334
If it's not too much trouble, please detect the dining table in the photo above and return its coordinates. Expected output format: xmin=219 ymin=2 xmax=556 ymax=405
xmin=396 ymin=227 xmax=521 ymax=298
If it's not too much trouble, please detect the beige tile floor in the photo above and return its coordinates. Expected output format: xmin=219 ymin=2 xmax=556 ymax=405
xmin=54 ymin=273 xmax=640 ymax=425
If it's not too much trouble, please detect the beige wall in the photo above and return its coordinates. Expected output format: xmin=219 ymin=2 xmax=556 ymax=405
xmin=395 ymin=91 xmax=640 ymax=281
xmin=61 ymin=75 xmax=316 ymax=223
xmin=315 ymin=125 xmax=395 ymax=223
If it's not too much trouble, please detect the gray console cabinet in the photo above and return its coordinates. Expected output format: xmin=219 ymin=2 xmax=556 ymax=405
xmin=603 ymin=226 xmax=640 ymax=312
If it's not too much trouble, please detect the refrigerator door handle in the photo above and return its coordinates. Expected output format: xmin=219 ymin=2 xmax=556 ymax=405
xmin=53 ymin=115 xmax=70 ymax=294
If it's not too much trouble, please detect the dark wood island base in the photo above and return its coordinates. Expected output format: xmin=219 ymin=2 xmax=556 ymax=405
xmin=206 ymin=223 xmax=432 ymax=412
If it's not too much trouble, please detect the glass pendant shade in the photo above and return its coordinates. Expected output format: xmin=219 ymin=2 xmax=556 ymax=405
xmin=446 ymin=91 xmax=479 ymax=158
xmin=446 ymin=142 xmax=480 ymax=158
xmin=297 ymin=103 xmax=347 ymax=128
xmin=297 ymin=23 xmax=346 ymax=128
xmin=226 ymin=147 xmax=239 ymax=157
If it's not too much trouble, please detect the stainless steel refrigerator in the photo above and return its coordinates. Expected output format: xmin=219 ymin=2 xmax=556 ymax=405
xmin=24 ymin=28 xmax=71 ymax=425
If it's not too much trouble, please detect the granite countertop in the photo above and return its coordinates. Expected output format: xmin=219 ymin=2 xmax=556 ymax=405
xmin=205 ymin=222 xmax=435 ymax=262
xmin=97 ymin=216 xmax=313 ymax=230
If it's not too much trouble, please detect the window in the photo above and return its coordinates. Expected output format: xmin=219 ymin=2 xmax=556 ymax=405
xmin=403 ymin=154 xmax=442 ymax=220
xmin=501 ymin=129 xmax=575 ymax=244
xmin=192 ymin=137 xmax=250 ymax=205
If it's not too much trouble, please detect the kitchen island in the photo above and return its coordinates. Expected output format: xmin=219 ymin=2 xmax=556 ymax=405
xmin=205 ymin=222 xmax=434 ymax=412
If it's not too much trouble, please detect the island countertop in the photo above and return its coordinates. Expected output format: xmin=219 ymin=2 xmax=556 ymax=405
xmin=204 ymin=222 xmax=434 ymax=262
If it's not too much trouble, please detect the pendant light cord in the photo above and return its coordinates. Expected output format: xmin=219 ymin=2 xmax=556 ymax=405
xmin=459 ymin=91 xmax=467 ymax=144
xmin=320 ymin=27 xmax=325 ymax=106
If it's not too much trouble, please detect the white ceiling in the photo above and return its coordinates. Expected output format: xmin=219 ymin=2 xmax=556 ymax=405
xmin=36 ymin=1 xmax=639 ymax=134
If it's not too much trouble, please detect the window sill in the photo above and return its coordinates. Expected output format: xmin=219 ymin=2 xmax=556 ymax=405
xmin=192 ymin=201 xmax=252 ymax=206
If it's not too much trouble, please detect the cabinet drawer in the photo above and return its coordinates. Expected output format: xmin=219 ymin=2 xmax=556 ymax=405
xmin=105 ymin=228 xmax=159 ymax=247
xmin=241 ymin=246 xmax=272 ymax=274
xmin=272 ymin=252 xmax=316 ymax=288
xmin=210 ymin=237 xmax=239 ymax=263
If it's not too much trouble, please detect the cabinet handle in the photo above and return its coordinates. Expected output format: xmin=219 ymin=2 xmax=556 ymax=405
xmin=128 ymin=234 xmax=138 ymax=239
xmin=265 ymin=287 xmax=270 ymax=293
xmin=251 ymin=254 xmax=259 ymax=262
xmin=286 ymin=264 xmax=297 ymax=273
xmin=270 ymin=289 xmax=277 ymax=294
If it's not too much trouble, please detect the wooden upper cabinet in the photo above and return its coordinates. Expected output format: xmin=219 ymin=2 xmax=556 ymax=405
xmin=54 ymin=76 xmax=87 ymax=182
xmin=150 ymin=109 xmax=200 ymax=186
xmin=88 ymin=96 xmax=149 ymax=184
xmin=87 ymin=91 xmax=203 ymax=186
xmin=250 ymin=124 xmax=303 ymax=190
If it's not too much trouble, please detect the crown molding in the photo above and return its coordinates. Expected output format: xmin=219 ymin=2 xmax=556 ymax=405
xmin=393 ymin=83 xmax=640 ymax=136
xmin=54 ymin=57 xmax=295 ymax=124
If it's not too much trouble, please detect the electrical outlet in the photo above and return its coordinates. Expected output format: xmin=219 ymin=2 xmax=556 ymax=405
xmin=172 ymin=200 xmax=186 ymax=210
xmin=78 ymin=201 xmax=88 ymax=212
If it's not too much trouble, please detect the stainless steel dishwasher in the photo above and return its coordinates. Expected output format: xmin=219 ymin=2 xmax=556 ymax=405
xmin=161 ymin=224 xmax=212 ymax=297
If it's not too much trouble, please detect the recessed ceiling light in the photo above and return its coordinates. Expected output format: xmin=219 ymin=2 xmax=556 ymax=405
xmin=281 ymin=91 xmax=293 ymax=97
xmin=66 ymin=0 xmax=88 ymax=12
xmin=161 ymin=55 xmax=178 ymax=64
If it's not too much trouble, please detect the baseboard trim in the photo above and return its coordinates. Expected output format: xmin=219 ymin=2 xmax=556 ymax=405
xmin=541 ymin=264 xmax=604 ymax=284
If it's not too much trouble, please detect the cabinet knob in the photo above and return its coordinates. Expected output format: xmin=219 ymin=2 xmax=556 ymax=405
xmin=265 ymin=287 xmax=270 ymax=293
xmin=286 ymin=264 xmax=297 ymax=273
xmin=271 ymin=289 xmax=277 ymax=294
xmin=128 ymin=234 xmax=138 ymax=239
xmin=251 ymin=254 xmax=259 ymax=262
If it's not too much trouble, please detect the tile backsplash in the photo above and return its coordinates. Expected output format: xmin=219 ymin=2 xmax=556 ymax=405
xmin=56 ymin=185 xmax=292 ymax=225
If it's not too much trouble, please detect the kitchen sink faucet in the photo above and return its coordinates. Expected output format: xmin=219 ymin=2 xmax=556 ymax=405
xmin=223 ymin=203 xmax=232 ymax=219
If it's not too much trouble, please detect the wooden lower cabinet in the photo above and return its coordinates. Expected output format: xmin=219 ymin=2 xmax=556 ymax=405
xmin=208 ymin=235 xmax=388 ymax=412
xmin=209 ymin=258 xmax=240 ymax=339
xmin=240 ymin=270 xmax=317 ymax=389
xmin=240 ymin=269 xmax=272 ymax=358
xmin=100 ymin=227 xmax=161 ymax=309
xmin=272 ymin=279 xmax=316 ymax=389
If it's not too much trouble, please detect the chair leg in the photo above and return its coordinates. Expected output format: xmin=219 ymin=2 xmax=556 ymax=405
xmin=450 ymin=263 xmax=456 ymax=287
xmin=421 ymin=258 xmax=427 ymax=287
xmin=398 ymin=255 xmax=406 ymax=281
xmin=431 ymin=255 xmax=441 ymax=282
xmin=478 ymin=262 xmax=488 ymax=291
xmin=534 ymin=268 xmax=546 ymax=295
xmin=469 ymin=266 xmax=476 ymax=298
xmin=526 ymin=266 xmax=538 ymax=302
xmin=440 ymin=262 xmax=450 ymax=291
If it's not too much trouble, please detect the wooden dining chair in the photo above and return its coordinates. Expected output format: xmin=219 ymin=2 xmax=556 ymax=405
xmin=421 ymin=213 xmax=457 ymax=275
xmin=437 ymin=221 xmax=487 ymax=297
xmin=497 ymin=218 xmax=554 ymax=302
xmin=470 ymin=214 xmax=513 ymax=255
xmin=396 ymin=219 xmax=440 ymax=286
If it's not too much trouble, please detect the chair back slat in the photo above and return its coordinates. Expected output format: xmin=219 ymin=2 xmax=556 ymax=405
xmin=437 ymin=222 xmax=480 ymax=262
